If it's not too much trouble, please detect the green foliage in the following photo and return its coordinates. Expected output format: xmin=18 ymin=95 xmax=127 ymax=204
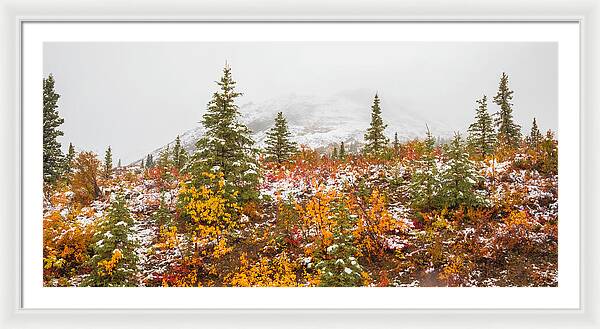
xmin=526 ymin=118 xmax=544 ymax=149
xmin=146 ymin=154 xmax=155 ymax=168
xmin=332 ymin=146 xmax=338 ymax=159
xmin=157 ymin=145 xmax=172 ymax=169
xmin=441 ymin=133 xmax=483 ymax=209
xmin=316 ymin=199 xmax=364 ymax=287
xmin=264 ymin=112 xmax=298 ymax=163
xmin=43 ymin=74 xmax=65 ymax=185
xmin=409 ymin=127 xmax=442 ymax=211
xmin=190 ymin=64 xmax=259 ymax=204
xmin=540 ymin=130 xmax=558 ymax=175
xmin=339 ymin=141 xmax=346 ymax=159
xmin=172 ymin=135 xmax=188 ymax=170
xmin=363 ymin=93 xmax=389 ymax=156
xmin=65 ymin=143 xmax=76 ymax=178
xmin=104 ymin=146 xmax=113 ymax=178
xmin=493 ymin=72 xmax=522 ymax=148
xmin=467 ymin=95 xmax=496 ymax=158
xmin=393 ymin=132 xmax=400 ymax=153
xmin=83 ymin=194 xmax=138 ymax=286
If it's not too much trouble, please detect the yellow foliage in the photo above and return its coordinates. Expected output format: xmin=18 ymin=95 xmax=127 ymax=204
xmin=295 ymin=187 xmax=338 ymax=249
xmin=353 ymin=189 xmax=404 ymax=256
xmin=97 ymin=249 xmax=123 ymax=277
xmin=211 ymin=238 xmax=233 ymax=259
xmin=225 ymin=252 xmax=299 ymax=287
xmin=504 ymin=210 xmax=531 ymax=229
xmin=179 ymin=172 xmax=241 ymax=246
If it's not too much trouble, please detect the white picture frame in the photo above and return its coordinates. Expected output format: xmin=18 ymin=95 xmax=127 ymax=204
xmin=1 ymin=0 xmax=599 ymax=328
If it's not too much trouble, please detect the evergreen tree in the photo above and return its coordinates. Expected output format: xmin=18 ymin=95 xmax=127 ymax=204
xmin=43 ymin=74 xmax=65 ymax=185
xmin=332 ymin=146 xmax=338 ymax=159
xmin=264 ymin=112 xmax=298 ymax=163
xmin=526 ymin=118 xmax=543 ymax=149
xmin=467 ymin=95 xmax=496 ymax=158
xmin=316 ymin=198 xmax=364 ymax=287
xmin=493 ymin=72 xmax=521 ymax=148
xmin=172 ymin=135 xmax=188 ymax=170
xmin=339 ymin=141 xmax=346 ymax=159
xmin=441 ymin=133 xmax=482 ymax=209
xmin=393 ymin=132 xmax=400 ymax=152
xmin=65 ymin=142 xmax=76 ymax=177
xmin=363 ymin=93 xmax=389 ymax=156
xmin=83 ymin=194 xmax=138 ymax=287
xmin=140 ymin=159 xmax=145 ymax=169
xmin=117 ymin=159 xmax=121 ymax=168
xmin=104 ymin=146 xmax=113 ymax=178
xmin=189 ymin=64 xmax=259 ymax=203
xmin=157 ymin=145 xmax=171 ymax=169
xmin=146 ymin=154 xmax=154 ymax=168
xmin=409 ymin=127 xmax=442 ymax=211
xmin=540 ymin=130 xmax=558 ymax=175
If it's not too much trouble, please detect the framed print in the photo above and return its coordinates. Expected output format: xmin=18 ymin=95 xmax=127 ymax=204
xmin=1 ymin=0 xmax=600 ymax=328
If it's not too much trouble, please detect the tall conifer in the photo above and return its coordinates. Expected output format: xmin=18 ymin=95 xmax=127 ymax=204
xmin=363 ymin=94 xmax=389 ymax=156
xmin=190 ymin=63 xmax=259 ymax=203
xmin=104 ymin=146 xmax=113 ymax=178
xmin=264 ymin=112 xmax=298 ymax=163
xmin=43 ymin=74 xmax=65 ymax=185
xmin=467 ymin=95 xmax=496 ymax=158
xmin=339 ymin=141 xmax=346 ymax=159
xmin=493 ymin=72 xmax=521 ymax=148
xmin=526 ymin=118 xmax=543 ymax=148
xmin=172 ymin=135 xmax=188 ymax=170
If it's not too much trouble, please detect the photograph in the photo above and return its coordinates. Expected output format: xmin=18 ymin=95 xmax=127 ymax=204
xmin=41 ymin=41 xmax=559 ymax=288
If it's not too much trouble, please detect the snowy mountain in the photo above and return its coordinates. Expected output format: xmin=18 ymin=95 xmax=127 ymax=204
xmin=137 ymin=93 xmax=454 ymax=163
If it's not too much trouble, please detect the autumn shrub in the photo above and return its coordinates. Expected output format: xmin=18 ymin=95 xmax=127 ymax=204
xmin=70 ymin=151 xmax=102 ymax=205
xmin=178 ymin=171 xmax=241 ymax=255
xmin=351 ymin=189 xmax=406 ymax=257
xmin=294 ymin=187 xmax=337 ymax=254
xmin=225 ymin=252 xmax=299 ymax=287
xmin=43 ymin=209 xmax=95 ymax=285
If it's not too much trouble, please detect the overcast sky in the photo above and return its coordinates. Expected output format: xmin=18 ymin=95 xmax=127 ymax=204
xmin=43 ymin=42 xmax=558 ymax=163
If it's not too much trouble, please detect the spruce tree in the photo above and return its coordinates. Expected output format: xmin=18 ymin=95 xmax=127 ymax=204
xmin=316 ymin=199 xmax=364 ymax=287
xmin=363 ymin=93 xmax=389 ymax=156
xmin=104 ymin=146 xmax=113 ymax=178
xmin=409 ymin=127 xmax=442 ymax=211
xmin=332 ymin=146 xmax=338 ymax=159
xmin=117 ymin=159 xmax=121 ymax=168
xmin=264 ymin=112 xmax=298 ymax=163
xmin=441 ymin=133 xmax=482 ymax=209
xmin=146 ymin=154 xmax=154 ymax=168
xmin=83 ymin=194 xmax=138 ymax=287
xmin=172 ymin=135 xmax=188 ymax=170
xmin=339 ymin=141 xmax=346 ymax=160
xmin=526 ymin=118 xmax=543 ymax=149
xmin=393 ymin=132 xmax=400 ymax=152
xmin=190 ymin=63 xmax=259 ymax=203
xmin=140 ymin=159 xmax=145 ymax=169
xmin=540 ymin=130 xmax=558 ymax=175
xmin=493 ymin=72 xmax=521 ymax=148
xmin=65 ymin=142 xmax=76 ymax=176
xmin=157 ymin=145 xmax=171 ymax=169
xmin=467 ymin=95 xmax=496 ymax=158
xmin=43 ymin=74 xmax=65 ymax=185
